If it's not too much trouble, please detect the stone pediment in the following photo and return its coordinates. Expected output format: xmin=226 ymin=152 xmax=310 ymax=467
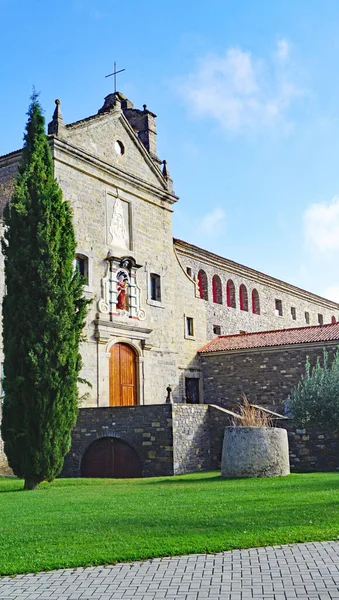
xmin=65 ymin=109 xmax=166 ymax=190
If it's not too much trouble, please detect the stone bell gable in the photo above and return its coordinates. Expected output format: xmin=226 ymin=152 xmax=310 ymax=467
xmin=48 ymin=92 xmax=174 ymax=194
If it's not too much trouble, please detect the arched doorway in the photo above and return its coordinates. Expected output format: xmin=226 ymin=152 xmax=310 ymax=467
xmin=81 ymin=437 xmax=142 ymax=478
xmin=109 ymin=343 xmax=137 ymax=406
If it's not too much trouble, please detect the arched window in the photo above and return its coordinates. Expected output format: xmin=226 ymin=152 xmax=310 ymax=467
xmin=239 ymin=284 xmax=248 ymax=311
xmin=331 ymin=316 xmax=336 ymax=324
xmin=212 ymin=274 xmax=222 ymax=304
xmin=197 ymin=270 xmax=208 ymax=300
xmin=252 ymin=289 xmax=260 ymax=315
xmin=226 ymin=279 xmax=236 ymax=308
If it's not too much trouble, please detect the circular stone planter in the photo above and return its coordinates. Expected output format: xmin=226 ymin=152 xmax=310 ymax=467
xmin=221 ymin=426 xmax=290 ymax=478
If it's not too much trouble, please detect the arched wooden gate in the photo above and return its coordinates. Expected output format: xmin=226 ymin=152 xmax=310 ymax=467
xmin=81 ymin=437 xmax=142 ymax=478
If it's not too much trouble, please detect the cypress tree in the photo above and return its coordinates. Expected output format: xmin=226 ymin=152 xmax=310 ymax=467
xmin=1 ymin=92 xmax=88 ymax=490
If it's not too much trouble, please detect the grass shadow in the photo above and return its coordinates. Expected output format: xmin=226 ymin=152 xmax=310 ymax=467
xmin=143 ymin=474 xmax=223 ymax=485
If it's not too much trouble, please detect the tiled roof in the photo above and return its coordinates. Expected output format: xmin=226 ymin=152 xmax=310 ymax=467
xmin=198 ymin=322 xmax=339 ymax=353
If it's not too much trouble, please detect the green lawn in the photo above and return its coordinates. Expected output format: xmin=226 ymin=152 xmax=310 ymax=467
xmin=0 ymin=472 xmax=338 ymax=576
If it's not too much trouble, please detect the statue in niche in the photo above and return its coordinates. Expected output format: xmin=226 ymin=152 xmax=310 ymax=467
xmin=110 ymin=197 xmax=129 ymax=250
xmin=116 ymin=270 xmax=129 ymax=311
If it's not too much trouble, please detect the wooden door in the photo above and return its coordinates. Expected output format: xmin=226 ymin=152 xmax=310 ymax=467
xmin=185 ymin=378 xmax=200 ymax=404
xmin=81 ymin=437 xmax=142 ymax=478
xmin=110 ymin=343 xmax=137 ymax=406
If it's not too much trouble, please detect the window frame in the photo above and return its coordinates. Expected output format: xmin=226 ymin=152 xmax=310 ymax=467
xmin=239 ymin=284 xmax=248 ymax=312
xmin=197 ymin=269 xmax=208 ymax=300
xmin=75 ymin=250 xmax=92 ymax=293
xmin=212 ymin=274 xmax=222 ymax=304
xmin=275 ymin=299 xmax=283 ymax=317
xmin=185 ymin=316 xmax=195 ymax=339
xmin=226 ymin=279 xmax=236 ymax=308
xmin=252 ymin=289 xmax=260 ymax=315
xmin=149 ymin=272 xmax=161 ymax=303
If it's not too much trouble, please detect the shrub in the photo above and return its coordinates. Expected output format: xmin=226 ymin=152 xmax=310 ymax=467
xmin=287 ymin=348 xmax=339 ymax=431
xmin=233 ymin=394 xmax=273 ymax=427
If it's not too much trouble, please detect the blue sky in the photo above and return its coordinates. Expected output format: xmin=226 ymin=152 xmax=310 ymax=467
xmin=2 ymin=0 xmax=339 ymax=300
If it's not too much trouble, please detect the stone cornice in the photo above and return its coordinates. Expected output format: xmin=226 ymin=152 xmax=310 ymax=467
xmin=0 ymin=149 xmax=21 ymax=167
xmin=94 ymin=318 xmax=153 ymax=343
xmin=174 ymin=238 xmax=339 ymax=310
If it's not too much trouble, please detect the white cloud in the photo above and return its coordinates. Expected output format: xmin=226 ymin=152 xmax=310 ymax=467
xmin=304 ymin=197 xmax=339 ymax=253
xmin=322 ymin=285 xmax=339 ymax=302
xmin=196 ymin=208 xmax=226 ymax=236
xmin=276 ymin=39 xmax=290 ymax=63
xmin=177 ymin=40 xmax=300 ymax=133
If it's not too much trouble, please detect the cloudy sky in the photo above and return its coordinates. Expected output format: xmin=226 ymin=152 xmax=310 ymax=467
xmin=1 ymin=0 xmax=339 ymax=300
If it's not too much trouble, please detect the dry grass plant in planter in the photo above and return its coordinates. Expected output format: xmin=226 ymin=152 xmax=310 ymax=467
xmin=222 ymin=395 xmax=290 ymax=478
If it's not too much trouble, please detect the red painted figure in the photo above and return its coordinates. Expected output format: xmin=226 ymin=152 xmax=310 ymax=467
xmin=117 ymin=275 xmax=128 ymax=310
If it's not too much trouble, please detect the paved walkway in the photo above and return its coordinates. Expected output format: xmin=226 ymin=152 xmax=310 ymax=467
xmin=1 ymin=541 xmax=339 ymax=599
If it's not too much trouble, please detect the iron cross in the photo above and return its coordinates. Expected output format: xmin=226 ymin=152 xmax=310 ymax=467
xmin=105 ymin=62 xmax=126 ymax=93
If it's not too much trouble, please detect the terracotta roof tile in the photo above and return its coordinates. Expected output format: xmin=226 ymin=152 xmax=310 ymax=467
xmin=198 ymin=322 xmax=339 ymax=353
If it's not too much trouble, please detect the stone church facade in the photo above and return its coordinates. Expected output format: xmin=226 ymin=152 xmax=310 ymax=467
xmin=0 ymin=91 xmax=339 ymax=475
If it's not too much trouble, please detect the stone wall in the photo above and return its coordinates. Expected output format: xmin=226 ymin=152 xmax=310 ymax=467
xmin=0 ymin=151 xmax=19 ymax=217
xmin=200 ymin=342 xmax=338 ymax=411
xmin=172 ymin=404 xmax=210 ymax=474
xmin=287 ymin=427 xmax=339 ymax=472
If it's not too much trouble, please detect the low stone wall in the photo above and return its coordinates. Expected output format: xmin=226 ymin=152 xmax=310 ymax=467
xmin=287 ymin=427 xmax=339 ymax=472
xmin=62 ymin=405 xmax=174 ymax=478
xmin=2 ymin=403 xmax=338 ymax=477
xmin=62 ymin=404 xmax=235 ymax=478
xmin=172 ymin=405 xmax=210 ymax=474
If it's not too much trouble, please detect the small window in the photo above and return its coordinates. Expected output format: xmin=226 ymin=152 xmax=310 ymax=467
xmin=150 ymin=273 xmax=161 ymax=302
xmin=275 ymin=299 xmax=283 ymax=316
xmin=305 ymin=311 xmax=310 ymax=324
xmin=291 ymin=307 xmax=296 ymax=320
xmin=239 ymin=330 xmax=246 ymax=334
xmin=186 ymin=267 xmax=192 ymax=277
xmin=318 ymin=313 xmax=323 ymax=325
xmin=331 ymin=316 xmax=336 ymax=324
xmin=186 ymin=317 xmax=194 ymax=337
xmin=213 ymin=325 xmax=221 ymax=335
xmin=75 ymin=254 xmax=89 ymax=285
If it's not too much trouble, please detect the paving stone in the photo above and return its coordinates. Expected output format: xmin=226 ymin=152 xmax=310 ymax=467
xmin=1 ymin=541 xmax=339 ymax=599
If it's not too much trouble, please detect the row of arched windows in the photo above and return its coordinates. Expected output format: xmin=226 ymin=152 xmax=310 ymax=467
xmin=197 ymin=270 xmax=260 ymax=315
